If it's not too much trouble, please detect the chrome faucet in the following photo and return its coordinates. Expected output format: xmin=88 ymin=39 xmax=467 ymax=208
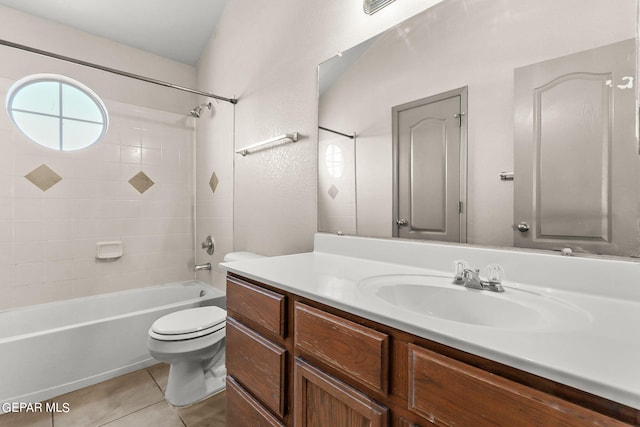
xmin=453 ymin=261 xmax=505 ymax=292
xmin=194 ymin=262 xmax=211 ymax=272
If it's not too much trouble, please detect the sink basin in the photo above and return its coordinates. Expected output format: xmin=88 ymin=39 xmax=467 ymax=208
xmin=357 ymin=274 xmax=590 ymax=330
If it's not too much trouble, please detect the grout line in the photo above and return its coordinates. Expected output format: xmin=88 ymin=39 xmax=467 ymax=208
xmin=172 ymin=407 xmax=189 ymax=427
xmin=144 ymin=366 xmax=188 ymax=426
xmin=146 ymin=365 xmax=165 ymax=393
xmin=96 ymin=401 xmax=165 ymax=427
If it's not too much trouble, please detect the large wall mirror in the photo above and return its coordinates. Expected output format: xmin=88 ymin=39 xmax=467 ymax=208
xmin=317 ymin=0 xmax=640 ymax=257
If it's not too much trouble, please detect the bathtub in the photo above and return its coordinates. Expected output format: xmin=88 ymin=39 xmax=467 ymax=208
xmin=0 ymin=280 xmax=225 ymax=412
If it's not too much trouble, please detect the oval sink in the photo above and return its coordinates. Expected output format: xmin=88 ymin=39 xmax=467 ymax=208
xmin=357 ymin=274 xmax=590 ymax=330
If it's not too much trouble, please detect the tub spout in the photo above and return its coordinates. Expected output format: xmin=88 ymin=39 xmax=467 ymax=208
xmin=194 ymin=263 xmax=211 ymax=272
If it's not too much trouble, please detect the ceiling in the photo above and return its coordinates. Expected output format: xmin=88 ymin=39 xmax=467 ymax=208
xmin=0 ymin=0 xmax=229 ymax=65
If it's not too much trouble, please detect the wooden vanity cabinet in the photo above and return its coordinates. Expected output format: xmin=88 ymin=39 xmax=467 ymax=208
xmin=226 ymin=273 xmax=639 ymax=427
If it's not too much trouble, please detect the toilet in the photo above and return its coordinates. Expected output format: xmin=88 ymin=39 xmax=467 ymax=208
xmin=147 ymin=251 xmax=263 ymax=406
xmin=147 ymin=305 xmax=227 ymax=406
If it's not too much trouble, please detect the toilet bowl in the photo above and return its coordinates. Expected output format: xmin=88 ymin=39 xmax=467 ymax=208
xmin=147 ymin=305 xmax=227 ymax=407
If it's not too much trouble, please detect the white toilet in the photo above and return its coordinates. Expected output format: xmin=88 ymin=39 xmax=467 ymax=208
xmin=147 ymin=251 xmax=264 ymax=406
xmin=147 ymin=305 xmax=227 ymax=406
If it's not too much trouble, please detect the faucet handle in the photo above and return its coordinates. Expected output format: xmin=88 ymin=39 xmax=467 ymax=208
xmin=485 ymin=264 xmax=505 ymax=284
xmin=452 ymin=260 xmax=470 ymax=284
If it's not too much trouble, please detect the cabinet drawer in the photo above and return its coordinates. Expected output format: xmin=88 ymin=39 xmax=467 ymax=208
xmin=226 ymin=317 xmax=287 ymax=418
xmin=227 ymin=276 xmax=286 ymax=338
xmin=408 ymin=344 xmax=629 ymax=426
xmin=294 ymin=302 xmax=389 ymax=394
xmin=227 ymin=376 xmax=285 ymax=427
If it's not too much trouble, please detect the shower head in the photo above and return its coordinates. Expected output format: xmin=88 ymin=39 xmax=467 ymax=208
xmin=190 ymin=102 xmax=212 ymax=118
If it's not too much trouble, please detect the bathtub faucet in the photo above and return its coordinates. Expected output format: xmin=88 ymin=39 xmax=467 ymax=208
xmin=194 ymin=263 xmax=211 ymax=272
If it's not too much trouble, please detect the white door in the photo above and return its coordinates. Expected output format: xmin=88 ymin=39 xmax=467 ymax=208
xmin=514 ymin=39 xmax=639 ymax=256
xmin=393 ymin=87 xmax=467 ymax=242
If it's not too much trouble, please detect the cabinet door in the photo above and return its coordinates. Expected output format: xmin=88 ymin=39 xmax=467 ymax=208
xmin=294 ymin=358 xmax=388 ymax=427
xmin=408 ymin=344 xmax=629 ymax=426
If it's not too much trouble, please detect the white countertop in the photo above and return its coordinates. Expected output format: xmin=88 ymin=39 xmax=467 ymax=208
xmin=220 ymin=233 xmax=640 ymax=410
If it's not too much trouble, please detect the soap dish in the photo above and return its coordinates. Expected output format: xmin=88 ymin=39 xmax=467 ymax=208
xmin=96 ymin=241 xmax=123 ymax=260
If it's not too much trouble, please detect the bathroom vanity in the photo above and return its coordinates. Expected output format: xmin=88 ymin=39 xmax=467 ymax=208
xmin=222 ymin=234 xmax=640 ymax=426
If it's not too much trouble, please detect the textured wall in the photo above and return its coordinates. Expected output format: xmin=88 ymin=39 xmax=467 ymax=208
xmin=196 ymin=0 xmax=443 ymax=264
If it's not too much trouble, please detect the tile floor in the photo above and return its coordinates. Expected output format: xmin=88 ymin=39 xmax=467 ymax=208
xmin=0 ymin=364 xmax=226 ymax=427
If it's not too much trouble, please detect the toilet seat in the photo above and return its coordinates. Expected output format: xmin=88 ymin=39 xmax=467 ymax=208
xmin=149 ymin=306 xmax=226 ymax=341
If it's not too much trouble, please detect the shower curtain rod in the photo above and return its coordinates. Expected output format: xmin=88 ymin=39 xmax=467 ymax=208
xmin=0 ymin=39 xmax=238 ymax=105
xmin=318 ymin=126 xmax=355 ymax=139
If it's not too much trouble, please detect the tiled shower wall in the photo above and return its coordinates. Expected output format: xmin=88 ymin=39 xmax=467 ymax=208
xmin=0 ymin=78 xmax=195 ymax=310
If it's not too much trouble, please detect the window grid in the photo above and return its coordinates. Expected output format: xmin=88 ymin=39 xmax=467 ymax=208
xmin=6 ymin=75 xmax=108 ymax=151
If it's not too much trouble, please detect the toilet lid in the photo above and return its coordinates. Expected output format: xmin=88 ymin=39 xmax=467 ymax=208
xmin=151 ymin=306 xmax=226 ymax=335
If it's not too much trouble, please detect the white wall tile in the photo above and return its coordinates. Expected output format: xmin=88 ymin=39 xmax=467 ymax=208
xmin=14 ymin=220 xmax=44 ymax=242
xmin=0 ymin=220 xmax=12 ymax=243
xmin=121 ymin=145 xmax=142 ymax=164
xmin=14 ymin=241 xmax=44 ymax=265
xmin=0 ymin=77 xmax=195 ymax=308
xmin=0 ymin=242 xmax=13 ymax=266
xmin=0 ymin=198 xmax=12 ymax=220
xmin=14 ymin=262 xmax=45 ymax=286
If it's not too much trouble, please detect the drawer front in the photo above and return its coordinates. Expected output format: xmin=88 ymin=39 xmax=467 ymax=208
xmin=227 ymin=376 xmax=285 ymax=427
xmin=408 ymin=344 xmax=628 ymax=427
xmin=294 ymin=302 xmax=389 ymax=394
xmin=227 ymin=276 xmax=286 ymax=338
xmin=226 ymin=317 xmax=287 ymax=418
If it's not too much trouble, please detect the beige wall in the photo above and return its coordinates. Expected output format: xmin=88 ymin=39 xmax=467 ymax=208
xmin=195 ymin=0 xmax=444 ymax=270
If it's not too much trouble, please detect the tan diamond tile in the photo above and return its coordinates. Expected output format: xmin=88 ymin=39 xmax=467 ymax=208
xmin=25 ymin=164 xmax=62 ymax=192
xmin=328 ymin=184 xmax=339 ymax=199
xmin=128 ymin=171 xmax=154 ymax=194
xmin=209 ymin=172 xmax=219 ymax=194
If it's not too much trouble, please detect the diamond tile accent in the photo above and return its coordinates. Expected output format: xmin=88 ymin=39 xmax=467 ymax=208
xmin=209 ymin=171 xmax=219 ymax=194
xmin=328 ymin=184 xmax=339 ymax=199
xmin=128 ymin=171 xmax=154 ymax=194
xmin=25 ymin=164 xmax=62 ymax=192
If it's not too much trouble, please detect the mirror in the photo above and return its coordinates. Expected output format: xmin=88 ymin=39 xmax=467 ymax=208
xmin=317 ymin=0 xmax=639 ymax=257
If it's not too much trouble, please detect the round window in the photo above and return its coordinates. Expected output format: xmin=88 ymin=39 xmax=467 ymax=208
xmin=6 ymin=74 xmax=109 ymax=151
xmin=325 ymin=143 xmax=344 ymax=178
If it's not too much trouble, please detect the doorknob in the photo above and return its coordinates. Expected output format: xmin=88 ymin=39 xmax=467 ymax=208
xmin=516 ymin=222 xmax=530 ymax=232
xmin=396 ymin=219 xmax=408 ymax=227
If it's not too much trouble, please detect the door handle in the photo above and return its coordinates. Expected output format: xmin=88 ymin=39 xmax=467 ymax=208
xmin=516 ymin=222 xmax=530 ymax=232
xmin=396 ymin=219 xmax=408 ymax=227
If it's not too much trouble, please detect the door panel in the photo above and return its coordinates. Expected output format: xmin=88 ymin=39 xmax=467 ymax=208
xmin=514 ymin=39 xmax=639 ymax=256
xmin=537 ymin=73 xmax=610 ymax=240
xmin=393 ymin=87 xmax=467 ymax=242
xmin=410 ymin=118 xmax=447 ymax=231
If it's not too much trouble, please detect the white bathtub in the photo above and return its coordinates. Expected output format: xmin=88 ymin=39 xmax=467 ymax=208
xmin=0 ymin=280 xmax=225 ymax=412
